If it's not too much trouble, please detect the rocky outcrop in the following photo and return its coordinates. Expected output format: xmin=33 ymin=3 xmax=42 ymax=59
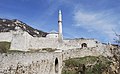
xmin=0 ymin=18 xmax=48 ymax=37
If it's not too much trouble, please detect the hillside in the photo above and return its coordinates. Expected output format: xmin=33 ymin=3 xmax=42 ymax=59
xmin=0 ymin=18 xmax=48 ymax=37
xmin=62 ymin=47 xmax=120 ymax=74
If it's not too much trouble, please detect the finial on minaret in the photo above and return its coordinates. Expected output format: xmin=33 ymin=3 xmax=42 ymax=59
xmin=58 ymin=10 xmax=62 ymax=22
xmin=58 ymin=10 xmax=63 ymax=42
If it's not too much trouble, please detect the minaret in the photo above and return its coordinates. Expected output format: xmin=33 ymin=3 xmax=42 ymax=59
xmin=58 ymin=10 xmax=63 ymax=42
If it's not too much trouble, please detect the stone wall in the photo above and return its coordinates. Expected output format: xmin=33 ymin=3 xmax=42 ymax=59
xmin=60 ymin=39 xmax=101 ymax=50
xmin=0 ymin=31 xmax=101 ymax=51
xmin=0 ymin=45 xmax=113 ymax=74
xmin=10 ymin=31 xmax=32 ymax=51
xmin=29 ymin=38 xmax=100 ymax=50
xmin=62 ymin=46 xmax=112 ymax=60
xmin=0 ymin=32 xmax=12 ymax=42
xmin=0 ymin=52 xmax=62 ymax=74
xmin=29 ymin=38 xmax=59 ymax=49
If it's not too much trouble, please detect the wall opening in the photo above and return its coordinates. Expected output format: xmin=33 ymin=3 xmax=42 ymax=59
xmin=81 ymin=43 xmax=87 ymax=48
xmin=55 ymin=58 xmax=59 ymax=73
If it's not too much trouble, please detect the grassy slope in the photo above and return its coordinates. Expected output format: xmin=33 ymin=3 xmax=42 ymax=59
xmin=62 ymin=56 xmax=112 ymax=74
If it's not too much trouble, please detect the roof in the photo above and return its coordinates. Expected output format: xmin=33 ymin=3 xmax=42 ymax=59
xmin=49 ymin=30 xmax=58 ymax=34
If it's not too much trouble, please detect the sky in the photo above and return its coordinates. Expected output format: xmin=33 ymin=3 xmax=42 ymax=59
xmin=0 ymin=0 xmax=120 ymax=43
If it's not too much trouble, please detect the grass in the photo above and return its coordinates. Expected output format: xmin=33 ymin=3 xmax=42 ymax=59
xmin=0 ymin=42 xmax=24 ymax=53
xmin=42 ymin=48 xmax=57 ymax=52
xmin=0 ymin=41 xmax=11 ymax=53
xmin=64 ymin=56 xmax=97 ymax=67
xmin=62 ymin=56 xmax=112 ymax=74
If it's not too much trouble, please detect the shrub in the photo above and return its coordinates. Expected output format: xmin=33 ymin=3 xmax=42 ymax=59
xmin=0 ymin=41 xmax=11 ymax=53
xmin=42 ymin=48 xmax=57 ymax=52
xmin=62 ymin=56 xmax=111 ymax=74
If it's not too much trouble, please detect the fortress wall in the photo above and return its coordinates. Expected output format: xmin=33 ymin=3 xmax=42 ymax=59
xmin=6 ymin=30 xmax=101 ymax=51
xmin=29 ymin=38 xmax=99 ymax=50
xmin=10 ymin=32 xmax=32 ymax=51
xmin=8 ymin=31 xmax=60 ymax=51
xmin=60 ymin=39 xmax=98 ymax=50
xmin=29 ymin=38 xmax=59 ymax=49
xmin=0 ymin=52 xmax=62 ymax=74
xmin=62 ymin=46 xmax=112 ymax=60
xmin=0 ymin=32 xmax=12 ymax=42
xmin=28 ymin=38 xmax=93 ymax=50
xmin=0 ymin=31 xmax=30 ymax=51
xmin=80 ymin=39 xmax=98 ymax=47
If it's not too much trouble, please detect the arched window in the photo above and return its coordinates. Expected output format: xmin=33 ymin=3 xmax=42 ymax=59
xmin=55 ymin=58 xmax=58 ymax=73
xmin=81 ymin=43 xmax=87 ymax=48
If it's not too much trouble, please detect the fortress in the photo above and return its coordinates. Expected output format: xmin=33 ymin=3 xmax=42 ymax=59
xmin=0 ymin=10 xmax=102 ymax=51
xmin=0 ymin=10 xmax=114 ymax=74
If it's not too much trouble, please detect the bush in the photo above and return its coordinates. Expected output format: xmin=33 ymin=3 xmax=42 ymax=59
xmin=0 ymin=42 xmax=11 ymax=53
xmin=42 ymin=48 xmax=57 ymax=52
xmin=62 ymin=56 xmax=112 ymax=74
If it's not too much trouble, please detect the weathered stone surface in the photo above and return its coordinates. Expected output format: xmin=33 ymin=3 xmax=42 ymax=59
xmin=0 ymin=52 xmax=62 ymax=74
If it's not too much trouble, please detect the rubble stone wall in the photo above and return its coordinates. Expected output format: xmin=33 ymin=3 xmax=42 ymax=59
xmin=0 ymin=52 xmax=62 ymax=74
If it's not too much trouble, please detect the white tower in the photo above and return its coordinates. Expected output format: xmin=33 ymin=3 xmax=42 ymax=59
xmin=58 ymin=10 xmax=63 ymax=42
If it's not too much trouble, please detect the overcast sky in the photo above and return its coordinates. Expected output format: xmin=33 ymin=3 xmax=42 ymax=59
xmin=0 ymin=0 xmax=120 ymax=43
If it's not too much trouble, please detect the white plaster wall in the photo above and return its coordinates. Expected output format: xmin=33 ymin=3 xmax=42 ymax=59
xmin=10 ymin=31 xmax=32 ymax=51
xmin=0 ymin=52 xmax=62 ymax=74
xmin=12 ymin=35 xmax=99 ymax=51
xmin=60 ymin=39 xmax=99 ymax=50
xmin=46 ymin=33 xmax=58 ymax=38
xmin=28 ymin=38 xmax=100 ymax=50
xmin=0 ymin=32 xmax=12 ymax=42
xmin=29 ymin=38 xmax=59 ymax=49
xmin=0 ymin=31 xmax=102 ymax=51
xmin=80 ymin=39 xmax=97 ymax=47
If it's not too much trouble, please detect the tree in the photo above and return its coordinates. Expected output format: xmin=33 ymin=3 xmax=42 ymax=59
xmin=113 ymin=31 xmax=120 ymax=73
xmin=114 ymin=32 xmax=120 ymax=46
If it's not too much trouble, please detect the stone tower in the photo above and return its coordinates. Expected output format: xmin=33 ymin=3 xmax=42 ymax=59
xmin=58 ymin=10 xmax=63 ymax=42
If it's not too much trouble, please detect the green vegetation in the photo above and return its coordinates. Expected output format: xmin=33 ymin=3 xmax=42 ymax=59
xmin=42 ymin=48 xmax=57 ymax=52
xmin=0 ymin=42 xmax=11 ymax=53
xmin=62 ymin=56 xmax=112 ymax=74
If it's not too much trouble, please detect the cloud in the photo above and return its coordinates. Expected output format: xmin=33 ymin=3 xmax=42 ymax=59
xmin=73 ymin=9 xmax=119 ymax=41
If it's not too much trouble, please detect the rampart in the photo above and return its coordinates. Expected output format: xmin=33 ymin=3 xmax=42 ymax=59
xmin=0 ymin=31 xmax=101 ymax=51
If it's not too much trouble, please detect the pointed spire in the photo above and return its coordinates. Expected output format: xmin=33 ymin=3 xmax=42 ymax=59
xmin=59 ymin=10 xmax=61 ymax=14
xmin=58 ymin=10 xmax=62 ymax=22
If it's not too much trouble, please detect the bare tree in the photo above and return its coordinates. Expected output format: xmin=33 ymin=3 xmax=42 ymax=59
xmin=113 ymin=31 xmax=120 ymax=46
xmin=112 ymin=31 xmax=120 ymax=73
